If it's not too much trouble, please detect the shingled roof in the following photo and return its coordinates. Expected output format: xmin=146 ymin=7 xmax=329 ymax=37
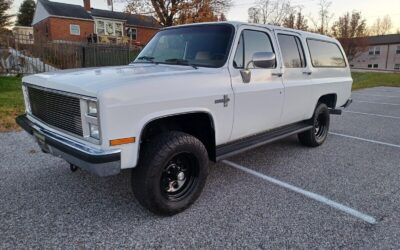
xmin=39 ymin=0 xmax=160 ymax=29
xmin=41 ymin=0 xmax=93 ymax=20
xmin=364 ymin=34 xmax=400 ymax=45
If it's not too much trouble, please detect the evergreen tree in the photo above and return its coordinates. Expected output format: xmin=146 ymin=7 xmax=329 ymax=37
xmin=16 ymin=0 xmax=36 ymax=26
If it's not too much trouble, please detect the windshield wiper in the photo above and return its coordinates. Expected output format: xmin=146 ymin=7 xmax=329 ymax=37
xmin=164 ymin=58 xmax=198 ymax=69
xmin=134 ymin=56 xmax=157 ymax=64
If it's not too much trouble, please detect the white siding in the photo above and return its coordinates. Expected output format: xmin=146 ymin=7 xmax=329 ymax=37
xmin=32 ymin=0 xmax=49 ymax=25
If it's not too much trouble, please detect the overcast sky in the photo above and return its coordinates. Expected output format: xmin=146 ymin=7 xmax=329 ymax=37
xmin=9 ymin=0 xmax=400 ymax=31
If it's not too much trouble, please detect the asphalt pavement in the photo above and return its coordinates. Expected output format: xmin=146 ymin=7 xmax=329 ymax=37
xmin=1 ymin=87 xmax=400 ymax=249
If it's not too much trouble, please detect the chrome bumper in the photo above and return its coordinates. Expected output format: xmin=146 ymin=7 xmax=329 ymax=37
xmin=16 ymin=114 xmax=121 ymax=177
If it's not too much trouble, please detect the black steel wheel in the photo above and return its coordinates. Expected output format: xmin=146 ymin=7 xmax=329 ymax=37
xmin=132 ymin=131 xmax=209 ymax=216
xmin=298 ymin=103 xmax=330 ymax=147
xmin=160 ymin=153 xmax=199 ymax=201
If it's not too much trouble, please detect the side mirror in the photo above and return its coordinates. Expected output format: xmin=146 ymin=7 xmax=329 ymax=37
xmin=240 ymin=52 xmax=276 ymax=83
xmin=251 ymin=52 xmax=276 ymax=69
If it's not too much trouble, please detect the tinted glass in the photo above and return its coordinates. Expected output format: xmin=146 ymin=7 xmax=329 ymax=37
xmin=307 ymin=39 xmax=346 ymax=67
xmin=278 ymin=34 xmax=306 ymax=68
xmin=134 ymin=25 xmax=234 ymax=68
xmin=243 ymin=30 xmax=274 ymax=69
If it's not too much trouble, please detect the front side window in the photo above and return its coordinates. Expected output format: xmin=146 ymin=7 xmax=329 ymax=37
xmin=278 ymin=34 xmax=306 ymax=68
xmin=233 ymin=30 xmax=275 ymax=69
xmin=307 ymin=39 xmax=346 ymax=68
xmin=135 ymin=24 xmax=234 ymax=68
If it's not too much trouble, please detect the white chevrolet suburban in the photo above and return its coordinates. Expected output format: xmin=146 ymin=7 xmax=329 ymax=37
xmin=17 ymin=22 xmax=352 ymax=215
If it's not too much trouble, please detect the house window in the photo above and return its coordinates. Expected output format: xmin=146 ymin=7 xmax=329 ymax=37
xmin=126 ymin=27 xmax=137 ymax=40
xmin=395 ymin=64 xmax=400 ymax=70
xmin=368 ymin=64 xmax=372 ymax=68
xmin=369 ymin=46 xmax=380 ymax=56
xmin=96 ymin=20 xmax=123 ymax=37
xmin=70 ymin=24 xmax=80 ymax=36
xmin=115 ymin=23 xmax=123 ymax=37
xmin=373 ymin=64 xmax=378 ymax=68
xmin=396 ymin=46 xmax=400 ymax=54
xmin=96 ymin=20 xmax=105 ymax=35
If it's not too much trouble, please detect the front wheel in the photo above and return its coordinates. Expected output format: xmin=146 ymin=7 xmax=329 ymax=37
xmin=132 ymin=131 xmax=209 ymax=216
xmin=298 ymin=103 xmax=330 ymax=147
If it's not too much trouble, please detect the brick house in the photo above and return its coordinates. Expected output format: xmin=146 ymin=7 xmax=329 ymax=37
xmin=32 ymin=0 xmax=161 ymax=46
xmin=349 ymin=34 xmax=400 ymax=71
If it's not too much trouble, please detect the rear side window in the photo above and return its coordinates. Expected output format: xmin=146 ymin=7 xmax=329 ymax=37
xmin=307 ymin=39 xmax=346 ymax=68
xmin=233 ymin=30 xmax=275 ymax=69
xmin=278 ymin=34 xmax=306 ymax=68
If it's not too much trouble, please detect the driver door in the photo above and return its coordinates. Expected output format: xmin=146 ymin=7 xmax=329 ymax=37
xmin=229 ymin=26 xmax=285 ymax=141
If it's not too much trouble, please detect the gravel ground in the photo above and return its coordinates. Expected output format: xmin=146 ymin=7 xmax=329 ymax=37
xmin=1 ymin=87 xmax=400 ymax=249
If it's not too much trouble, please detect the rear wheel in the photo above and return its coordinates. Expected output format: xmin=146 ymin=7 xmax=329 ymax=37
xmin=132 ymin=131 xmax=209 ymax=216
xmin=298 ymin=103 xmax=330 ymax=147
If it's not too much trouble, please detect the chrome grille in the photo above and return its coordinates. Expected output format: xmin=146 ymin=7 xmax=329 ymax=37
xmin=27 ymin=86 xmax=83 ymax=136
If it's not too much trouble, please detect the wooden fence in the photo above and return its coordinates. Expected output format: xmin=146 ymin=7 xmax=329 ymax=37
xmin=0 ymin=34 xmax=141 ymax=75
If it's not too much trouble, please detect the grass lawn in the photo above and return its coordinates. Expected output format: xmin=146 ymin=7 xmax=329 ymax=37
xmin=352 ymin=72 xmax=400 ymax=90
xmin=0 ymin=72 xmax=400 ymax=132
xmin=0 ymin=77 xmax=24 ymax=132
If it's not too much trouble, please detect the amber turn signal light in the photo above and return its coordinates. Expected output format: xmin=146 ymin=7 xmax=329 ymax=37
xmin=110 ymin=137 xmax=135 ymax=146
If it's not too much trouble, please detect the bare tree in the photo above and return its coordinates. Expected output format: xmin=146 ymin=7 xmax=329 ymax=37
xmin=247 ymin=0 xmax=294 ymax=26
xmin=248 ymin=7 xmax=260 ymax=23
xmin=370 ymin=15 xmax=393 ymax=35
xmin=121 ymin=0 xmax=232 ymax=26
xmin=309 ymin=0 xmax=333 ymax=35
xmin=331 ymin=11 xmax=368 ymax=60
xmin=282 ymin=9 xmax=308 ymax=31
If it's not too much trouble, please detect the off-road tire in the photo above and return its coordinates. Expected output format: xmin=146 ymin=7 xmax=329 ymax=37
xmin=132 ymin=131 xmax=209 ymax=216
xmin=298 ymin=103 xmax=330 ymax=147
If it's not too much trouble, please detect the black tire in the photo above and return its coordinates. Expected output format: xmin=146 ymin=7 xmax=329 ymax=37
xmin=132 ymin=131 xmax=209 ymax=216
xmin=298 ymin=103 xmax=330 ymax=147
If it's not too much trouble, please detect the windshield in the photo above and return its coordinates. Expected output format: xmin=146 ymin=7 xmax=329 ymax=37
xmin=134 ymin=24 xmax=234 ymax=68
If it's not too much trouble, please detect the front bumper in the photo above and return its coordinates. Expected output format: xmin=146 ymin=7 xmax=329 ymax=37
xmin=16 ymin=114 xmax=121 ymax=177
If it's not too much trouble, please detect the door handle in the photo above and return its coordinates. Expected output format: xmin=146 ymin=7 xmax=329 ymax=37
xmin=303 ymin=71 xmax=312 ymax=75
xmin=272 ymin=73 xmax=283 ymax=77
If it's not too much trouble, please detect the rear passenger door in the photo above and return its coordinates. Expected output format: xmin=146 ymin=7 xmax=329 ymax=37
xmin=275 ymin=31 xmax=314 ymax=125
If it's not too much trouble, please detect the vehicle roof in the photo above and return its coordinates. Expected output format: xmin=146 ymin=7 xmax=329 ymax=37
xmin=164 ymin=21 xmax=338 ymax=44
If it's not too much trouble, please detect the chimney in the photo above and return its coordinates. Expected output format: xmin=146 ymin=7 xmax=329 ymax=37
xmin=83 ymin=0 xmax=91 ymax=11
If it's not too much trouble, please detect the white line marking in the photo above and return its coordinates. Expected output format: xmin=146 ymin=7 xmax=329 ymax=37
xmin=355 ymin=101 xmax=400 ymax=106
xmin=329 ymin=132 xmax=400 ymax=148
xmin=222 ymin=160 xmax=376 ymax=224
xmin=352 ymin=93 xmax=400 ymax=98
xmin=344 ymin=111 xmax=400 ymax=119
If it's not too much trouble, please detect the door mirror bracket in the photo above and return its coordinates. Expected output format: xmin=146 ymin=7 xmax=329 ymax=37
xmin=240 ymin=52 xmax=276 ymax=84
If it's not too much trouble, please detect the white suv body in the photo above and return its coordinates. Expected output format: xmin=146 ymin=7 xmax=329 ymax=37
xmin=18 ymin=22 xmax=352 ymax=214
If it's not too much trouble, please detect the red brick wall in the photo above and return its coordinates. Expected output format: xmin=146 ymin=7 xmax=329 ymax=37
xmin=130 ymin=26 xmax=159 ymax=45
xmin=48 ymin=17 xmax=94 ymax=42
xmin=33 ymin=19 xmax=50 ymax=42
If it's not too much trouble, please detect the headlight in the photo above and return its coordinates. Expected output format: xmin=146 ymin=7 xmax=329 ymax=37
xmin=87 ymin=100 xmax=98 ymax=117
xmin=89 ymin=123 xmax=100 ymax=140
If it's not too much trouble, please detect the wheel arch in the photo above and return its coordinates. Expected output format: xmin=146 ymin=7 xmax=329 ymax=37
xmin=136 ymin=110 xmax=217 ymax=164
xmin=316 ymin=93 xmax=337 ymax=109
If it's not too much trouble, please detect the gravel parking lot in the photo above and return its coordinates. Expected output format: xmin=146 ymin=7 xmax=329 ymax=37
xmin=1 ymin=87 xmax=400 ymax=249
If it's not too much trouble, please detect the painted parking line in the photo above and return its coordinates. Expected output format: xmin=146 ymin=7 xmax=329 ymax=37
xmin=344 ymin=110 xmax=400 ymax=120
xmin=329 ymin=132 xmax=400 ymax=149
xmin=222 ymin=160 xmax=376 ymax=224
xmin=352 ymin=93 xmax=400 ymax=98
xmin=355 ymin=101 xmax=400 ymax=106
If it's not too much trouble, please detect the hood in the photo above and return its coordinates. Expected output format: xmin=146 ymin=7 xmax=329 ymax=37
xmin=22 ymin=64 xmax=198 ymax=97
